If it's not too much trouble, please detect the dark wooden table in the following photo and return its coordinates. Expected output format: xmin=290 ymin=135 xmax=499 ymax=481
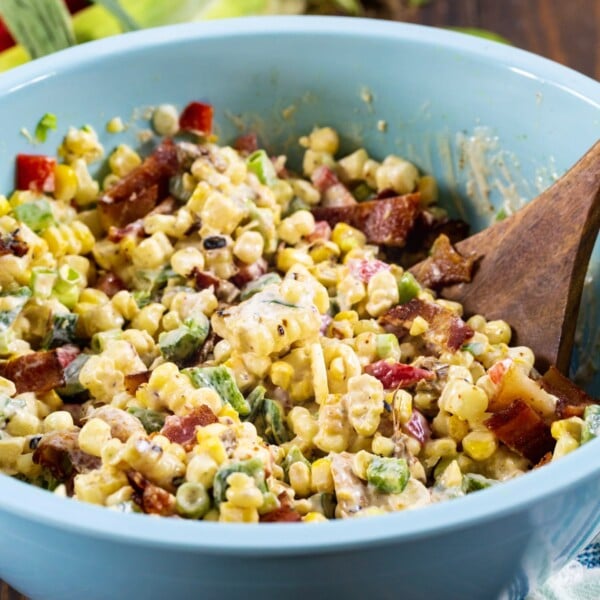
xmin=1 ymin=1 xmax=598 ymax=598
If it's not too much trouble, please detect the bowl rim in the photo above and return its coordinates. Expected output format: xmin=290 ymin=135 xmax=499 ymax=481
xmin=0 ymin=16 xmax=599 ymax=554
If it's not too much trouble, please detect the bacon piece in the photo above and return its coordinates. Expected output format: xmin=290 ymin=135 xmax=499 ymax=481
xmin=179 ymin=101 xmax=213 ymax=136
xmin=98 ymin=139 xmax=179 ymax=229
xmin=402 ymin=409 xmax=431 ymax=444
xmin=33 ymin=430 xmax=101 ymax=480
xmin=311 ymin=165 xmax=340 ymax=193
xmin=312 ymin=193 xmax=421 ymax=247
xmin=260 ymin=492 xmax=302 ymax=523
xmin=95 ymin=271 xmax=126 ymax=298
xmin=127 ymin=471 xmax=176 ymax=516
xmin=191 ymin=268 xmax=221 ymax=291
xmin=484 ymin=399 xmax=554 ymax=463
xmin=306 ymin=220 xmax=331 ymax=243
xmin=311 ymin=166 xmax=355 ymax=207
xmin=233 ymin=132 xmax=259 ymax=155
xmin=540 ymin=366 xmax=598 ymax=418
xmin=0 ymin=345 xmax=80 ymax=394
xmin=410 ymin=234 xmax=476 ymax=290
xmin=365 ymin=360 xmax=434 ymax=389
xmin=347 ymin=258 xmax=390 ymax=283
xmin=380 ymin=298 xmax=474 ymax=353
xmin=0 ymin=231 xmax=28 ymax=257
xmin=124 ymin=370 xmax=151 ymax=395
xmin=107 ymin=196 xmax=178 ymax=242
xmin=16 ymin=154 xmax=56 ymax=192
xmin=160 ymin=405 xmax=217 ymax=449
xmin=231 ymin=258 xmax=267 ymax=288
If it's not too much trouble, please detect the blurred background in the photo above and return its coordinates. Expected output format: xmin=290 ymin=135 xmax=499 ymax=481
xmin=0 ymin=0 xmax=597 ymax=79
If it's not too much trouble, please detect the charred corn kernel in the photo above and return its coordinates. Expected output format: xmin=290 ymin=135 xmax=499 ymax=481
xmin=371 ymin=434 xmax=395 ymax=457
xmin=233 ymin=230 xmax=264 ymax=264
xmin=78 ymin=418 xmax=112 ymax=457
xmin=438 ymin=460 xmax=462 ymax=488
xmin=552 ymin=433 xmax=579 ymax=460
xmin=551 ymin=417 xmax=584 ymax=442
xmin=310 ymin=458 xmax=334 ymax=493
xmin=303 ymin=511 xmax=328 ymax=523
xmin=462 ymin=431 xmax=497 ymax=461
xmin=219 ymin=502 xmax=259 ymax=523
xmin=332 ymin=222 xmax=366 ymax=253
xmin=53 ymin=164 xmax=78 ymax=202
xmin=393 ymin=389 xmax=413 ymax=424
xmin=276 ymin=248 xmax=313 ymax=272
xmin=270 ymin=361 xmax=294 ymax=389
xmin=417 ymin=175 xmax=438 ymax=205
xmin=0 ymin=195 xmax=10 ymax=216
xmin=289 ymin=461 xmax=312 ymax=497
xmin=309 ymin=241 xmax=340 ymax=263
xmin=409 ymin=316 xmax=429 ymax=336
xmin=351 ymin=450 xmax=374 ymax=480
xmin=484 ymin=320 xmax=512 ymax=345
xmin=43 ymin=410 xmax=74 ymax=432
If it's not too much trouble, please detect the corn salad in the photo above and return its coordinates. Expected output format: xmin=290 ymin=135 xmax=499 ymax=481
xmin=0 ymin=102 xmax=597 ymax=523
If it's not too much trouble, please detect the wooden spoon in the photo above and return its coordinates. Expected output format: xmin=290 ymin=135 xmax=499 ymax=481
xmin=418 ymin=140 xmax=600 ymax=374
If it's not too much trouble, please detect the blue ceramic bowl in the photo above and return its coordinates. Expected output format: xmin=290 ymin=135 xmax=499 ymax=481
xmin=0 ymin=17 xmax=598 ymax=600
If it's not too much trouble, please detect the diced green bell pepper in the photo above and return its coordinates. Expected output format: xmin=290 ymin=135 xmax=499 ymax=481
xmin=366 ymin=456 xmax=410 ymax=494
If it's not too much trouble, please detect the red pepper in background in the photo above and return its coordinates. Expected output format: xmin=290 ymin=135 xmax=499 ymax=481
xmin=179 ymin=101 xmax=214 ymax=135
xmin=16 ymin=154 xmax=56 ymax=192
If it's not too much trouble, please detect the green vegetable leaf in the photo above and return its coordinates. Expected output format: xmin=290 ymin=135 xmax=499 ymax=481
xmin=34 ymin=113 xmax=57 ymax=143
xmin=0 ymin=0 xmax=75 ymax=59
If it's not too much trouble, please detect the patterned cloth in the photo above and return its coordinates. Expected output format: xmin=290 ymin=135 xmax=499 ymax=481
xmin=527 ymin=540 xmax=600 ymax=600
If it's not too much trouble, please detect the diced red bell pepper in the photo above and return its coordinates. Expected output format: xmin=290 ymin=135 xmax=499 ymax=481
xmin=348 ymin=258 xmax=390 ymax=283
xmin=489 ymin=358 xmax=513 ymax=385
xmin=179 ymin=101 xmax=214 ymax=135
xmin=16 ymin=154 xmax=56 ymax=192
xmin=403 ymin=409 xmax=431 ymax=444
xmin=364 ymin=360 xmax=434 ymax=389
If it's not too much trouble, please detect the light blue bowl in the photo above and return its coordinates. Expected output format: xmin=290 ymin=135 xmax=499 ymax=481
xmin=0 ymin=17 xmax=598 ymax=600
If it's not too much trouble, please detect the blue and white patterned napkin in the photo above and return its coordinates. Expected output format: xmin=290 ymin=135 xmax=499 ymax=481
xmin=527 ymin=539 xmax=600 ymax=600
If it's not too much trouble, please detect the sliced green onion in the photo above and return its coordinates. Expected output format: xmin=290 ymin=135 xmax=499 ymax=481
xmin=175 ymin=481 xmax=210 ymax=519
xmin=53 ymin=265 xmax=83 ymax=309
xmin=461 ymin=473 xmax=497 ymax=494
xmin=0 ymin=287 xmax=31 ymax=330
xmin=90 ymin=329 xmax=122 ymax=353
xmin=34 ymin=113 xmax=57 ymax=143
xmin=240 ymin=272 xmax=282 ymax=301
xmin=14 ymin=198 xmax=55 ymax=233
xmin=30 ymin=267 xmax=57 ymax=299
xmin=462 ymin=341 xmax=485 ymax=356
xmin=247 ymin=150 xmax=278 ymax=186
xmin=397 ymin=272 xmax=421 ymax=304
xmin=42 ymin=313 xmax=78 ymax=349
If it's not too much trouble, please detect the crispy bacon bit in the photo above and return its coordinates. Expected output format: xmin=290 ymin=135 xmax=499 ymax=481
xmin=535 ymin=452 xmax=553 ymax=468
xmin=0 ymin=230 xmax=28 ymax=257
xmin=312 ymin=193 xmax=421 ymax=247
xmin=124 ymin=370 xmax=151 ymax=395
xmin=540 ymin=366 xmax=598 ymax=418
xmin=403 ymin=409 xmax=431 ymax=444
xmin=233 ymin=132 xmax=259 ymax=155
xmin=306 ymin=220 xmax=331 ymax=243
xmin=33 ymin=430 xmax=101 ymax=480
xmin=179 ymin=101 xmax=214 ymax=136
xmin=484 ymin=399 xmax=554 ymax=463
xmin=95 ymin=271 xmax=126 ymax=298
xmin=347 ymin=258 xmax=390 ymax=283
xmin=260 ymin=492 xmax=302 ymax=523
xmin=160 ymin=405 xmax=217 ymax=449
xmin=98 ymin=139 xmax=179 ymax=229
xmin=0 ymin=345 xmax=80 ymax=394
xmin=16 ymin=154 xmax=56 ymax=192
xmin=191 ymin=267 xmax=221 ymax=291
xmin=127 ymin=471 xmax=176 ymax=516
xmin=380 ymin=298 xmax=474 ymax=353
xmin=231 ymin=258 xmax=268 ymax=288
xmin=409 ymin=234 xmax=476 ymax=290
xmin=365 ymin=360 xmax=434 ymax=389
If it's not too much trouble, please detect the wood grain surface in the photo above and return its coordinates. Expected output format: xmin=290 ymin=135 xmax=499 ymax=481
xmin=1 ymin=1 xmax=598 ymax=598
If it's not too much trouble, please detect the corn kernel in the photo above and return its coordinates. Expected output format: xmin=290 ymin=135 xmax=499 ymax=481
xmin=371 ymin=434 xmax=395 ymax=457
xmin=409 ymin=316 xmax=429 ymax=336
xmin=53 ymin=164 xmax=78 ymax=202
xmin=551 ymin=417 xmax=584 ymax=442
xmin=331 ymin=222 xmax=366 ymax=253
xmin=303 ymin=512 xmax=328 ymax=523
xmin=462 ymin=430 xmax=498 ymax=461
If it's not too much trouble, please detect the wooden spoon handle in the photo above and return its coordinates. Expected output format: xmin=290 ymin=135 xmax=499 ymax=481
xmin=443 ymin=140 xmax=600 ymax=373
